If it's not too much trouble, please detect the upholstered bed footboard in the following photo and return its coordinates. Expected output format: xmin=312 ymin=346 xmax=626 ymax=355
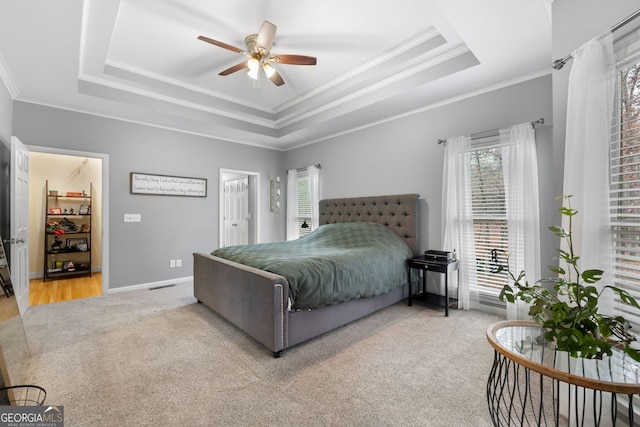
xmin=193 ymin=252 xmax=289 ymax=355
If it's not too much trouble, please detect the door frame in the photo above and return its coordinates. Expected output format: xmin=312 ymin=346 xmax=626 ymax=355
xmin=219 ymin=168 xmax=260 ymax=248
xmin=28 ymin=145 xmax=109 ymax=295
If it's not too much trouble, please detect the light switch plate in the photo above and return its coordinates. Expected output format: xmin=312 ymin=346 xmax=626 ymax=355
xmin=124 ymin=214 xmax=141 ymax=222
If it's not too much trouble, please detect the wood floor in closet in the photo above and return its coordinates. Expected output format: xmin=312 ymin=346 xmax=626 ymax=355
xmin=30 ymin=273 xmax=102 ymax=306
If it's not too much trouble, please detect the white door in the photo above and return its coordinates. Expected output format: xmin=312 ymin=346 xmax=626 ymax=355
xmin=224 ymin=177 xmax=249 ymax=247
xmin=10 ymin=137 xmax=29 ymax=315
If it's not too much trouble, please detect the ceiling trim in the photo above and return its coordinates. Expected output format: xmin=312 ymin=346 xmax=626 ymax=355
xmin=78 ymin=27 xmax=464 ymax=140
xmin=13 ymin=96 xmax=283 ymax=151
xmin=275 ymin=28 xmax=444 ymax=112
xmin=285 ymin=68 xmax=552 ymax=150
xmin=104 ymin=58 xmax=273 ymax=114
xmin=13 ymin=67 xmax=550 ymax=153
xmin=78 ymin=71 xmax=276 ymax=128
xmin=0 ymin=50 xmax=18 ymax=98
xmin=275 ymin=44 xmax=474 ymax=129
xmin=82 ymin=26 xmax=455 ymax=136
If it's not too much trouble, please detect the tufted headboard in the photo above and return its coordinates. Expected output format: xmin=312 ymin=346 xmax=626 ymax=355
xmin=318 ymin=194 xmax=420 ymax=255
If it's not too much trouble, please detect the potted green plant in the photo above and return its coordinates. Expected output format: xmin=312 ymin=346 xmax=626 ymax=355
xmin=492 ymin=196 xmax=640 ymax=362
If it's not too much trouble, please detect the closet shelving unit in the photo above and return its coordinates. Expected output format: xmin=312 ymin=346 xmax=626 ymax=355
xmin=43 ymin=180 xmax=92 ymax=281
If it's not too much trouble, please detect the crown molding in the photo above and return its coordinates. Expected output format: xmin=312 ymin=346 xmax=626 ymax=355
xmin=0 ymin=50 xmax=18 ymax=98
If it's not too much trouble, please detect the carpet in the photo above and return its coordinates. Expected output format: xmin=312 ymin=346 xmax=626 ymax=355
xmin=21 ymin=282 xmax=503 ymax=426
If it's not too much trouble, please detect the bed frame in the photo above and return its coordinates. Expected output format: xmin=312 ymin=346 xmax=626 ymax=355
xmin=193 ymin=193 xmax=419 ymax=357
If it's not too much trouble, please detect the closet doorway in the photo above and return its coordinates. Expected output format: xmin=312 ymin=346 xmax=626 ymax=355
xmin=27 ymin=148 xmax=108 ymax=306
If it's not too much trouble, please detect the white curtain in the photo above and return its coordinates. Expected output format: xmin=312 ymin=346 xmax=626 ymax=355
xmin=442 ymin=135 xmax=479 ymax=310
xmin=501 ymin=123 xmax=541 ymax=319
xmin=442 ymin=124 xmax=541 ymax=316
xmin=308 ymin=165 xmax=320 ymax=230
xmin=562 ymin=34 xmax=615 ymax=314
xmin=286 ymin=168 xmax=298 ymax=241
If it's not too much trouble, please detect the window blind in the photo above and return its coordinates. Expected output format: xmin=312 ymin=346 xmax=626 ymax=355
xmin=611 ymin=60 xmax=640 ymax=331
xmin=469 ymin=145 xmax=510 ymax=293
xmin=297 ymin=169 xmax=312 ymax=237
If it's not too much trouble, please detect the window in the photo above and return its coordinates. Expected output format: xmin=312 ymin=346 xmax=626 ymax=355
xmin=443 ymin=124 xmax=540 ymax=315
xmin=286 ymin=165 xmax=320 ymax=240
xmin=611 ymin=33 xmax=640 ymax=331
xmin=296 ymin=169 xmax=312 ymax=237
xmin=469 ymin=143 xmax=510 ymax=293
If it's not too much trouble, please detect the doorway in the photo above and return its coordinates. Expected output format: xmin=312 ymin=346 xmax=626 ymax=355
xmin=27 ymin=148 xmax=108 ymax=305
xmin=220 ymin=169 xmax=259 ymax=247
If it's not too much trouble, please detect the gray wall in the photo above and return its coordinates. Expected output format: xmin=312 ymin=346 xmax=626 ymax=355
xmin=12 ymin=102 xmax=284 ymax=289
xmin=285 ymin=75 xmax=555 ymax=268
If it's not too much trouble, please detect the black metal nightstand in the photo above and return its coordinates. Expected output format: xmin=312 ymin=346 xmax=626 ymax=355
xmin=407 ymin=254 xmax=459 ymax=316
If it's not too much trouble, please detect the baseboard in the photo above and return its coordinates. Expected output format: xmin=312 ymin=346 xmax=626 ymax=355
xmin=105 ymin=276 xmax=193 ymax=294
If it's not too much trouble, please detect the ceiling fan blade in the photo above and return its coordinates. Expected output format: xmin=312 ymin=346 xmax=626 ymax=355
xmin=268 ymin=69 xmax=285 ymax=86
xmin=256 ymin=21 xmax=277 ymax=51
xmin=197 ymin=35 xmax=243 ymax=54
xmin=272 ymin=54 xmax=317 ymax=66
xmin=219 ymin=62 xmax=247 ymax=76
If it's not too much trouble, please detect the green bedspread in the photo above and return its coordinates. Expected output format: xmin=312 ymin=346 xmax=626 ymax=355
xmin=212 ymin=222 xmax=414 ymax=310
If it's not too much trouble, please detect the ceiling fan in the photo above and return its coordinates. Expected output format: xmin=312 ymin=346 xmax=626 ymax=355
xmin=198 ymin=21 xmax=317 ymax=87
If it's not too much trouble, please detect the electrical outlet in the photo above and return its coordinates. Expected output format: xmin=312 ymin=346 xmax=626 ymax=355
xmin=170 ymin=259 xmax=176 ymax=268
xmin=176 ymin=259 xmax=182 ymax=267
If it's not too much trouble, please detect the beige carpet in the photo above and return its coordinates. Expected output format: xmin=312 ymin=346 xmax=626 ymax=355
xmin=21 ymin=282 xmax=503 ymax=426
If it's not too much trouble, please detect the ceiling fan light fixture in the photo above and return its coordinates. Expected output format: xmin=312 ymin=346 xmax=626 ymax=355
xmin=198 ymin=20 xmax=317 ymax=87
xmin=247 ymin=68 xmax=259 ymax=80
xmin=262 ymin=63 xmax=276 ymax=78
xmin=247 ymin=58 xmax=260 ymax=80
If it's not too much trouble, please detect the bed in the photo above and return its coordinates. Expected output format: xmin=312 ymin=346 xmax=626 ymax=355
xmin=193 ymin=193 xmax=419 ymax=357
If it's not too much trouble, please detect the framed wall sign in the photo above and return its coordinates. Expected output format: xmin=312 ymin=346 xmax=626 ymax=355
xmin=130 ymin=172 xmax=207 ymax=197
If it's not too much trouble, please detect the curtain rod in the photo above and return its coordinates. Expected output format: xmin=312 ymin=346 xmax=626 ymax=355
xmin=552 ymin=8 xmax=640 ymax=70
xmin=437 ymin=118 xmax=544 ymax=145
xmin=286 ymin=163 xmax=321 ymax=173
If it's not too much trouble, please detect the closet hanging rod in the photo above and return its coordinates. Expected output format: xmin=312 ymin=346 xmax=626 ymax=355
xmin=437 ymin=118 xmax=545 ymax=145
xmin=552 ymin=8 xmax=640 ymax=70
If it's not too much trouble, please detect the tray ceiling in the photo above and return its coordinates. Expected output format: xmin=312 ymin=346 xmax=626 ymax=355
xmin=0 ymin=0 xmax=551 ymax=150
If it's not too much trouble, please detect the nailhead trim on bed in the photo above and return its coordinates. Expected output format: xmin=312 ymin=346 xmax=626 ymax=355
xmin=318 ymin=194 xmax=419 ymax=255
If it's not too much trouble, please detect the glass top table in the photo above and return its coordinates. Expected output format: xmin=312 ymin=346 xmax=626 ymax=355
xmin=487 ymin=320 xmax=640 ymax=394
xmin=486 ymin=320 xmax=640 ymax=426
